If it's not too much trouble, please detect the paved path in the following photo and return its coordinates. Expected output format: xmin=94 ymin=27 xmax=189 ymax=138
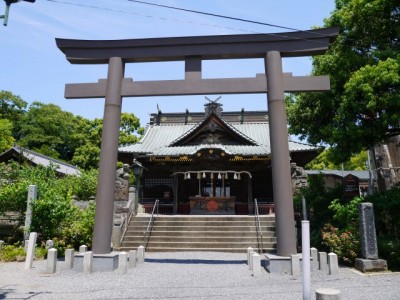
xmin=1 ymin=252 xmax=399 ymax=299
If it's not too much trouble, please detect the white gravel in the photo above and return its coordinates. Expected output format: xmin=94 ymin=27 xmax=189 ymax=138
xmin=1 ymin=252 xmax=400 ymax=299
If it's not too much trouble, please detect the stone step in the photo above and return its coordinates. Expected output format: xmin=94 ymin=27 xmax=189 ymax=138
xmin=119 ymin=246 xmax=276 ymax=253
xmin=128 ymin=220 xmax=275 ymax=227
xmin=124 ymin=231 xmax=276 ymax=238
xmin=120 ymin=214 xmax=276 ymax=253
xmin=132 ymin=225 xmax=275 ymax=232
xmin=135 ymin=215 xmax=275 ymax=222
xmin=123 ymin=235 xmax=276 ymax=243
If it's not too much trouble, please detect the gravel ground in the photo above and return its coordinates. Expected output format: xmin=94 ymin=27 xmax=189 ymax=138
xmin=1 ymin=252 xmax=400 ymax=300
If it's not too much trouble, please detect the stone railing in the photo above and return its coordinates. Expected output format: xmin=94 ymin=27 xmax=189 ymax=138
xmin=112 ymin=186 xmax=136 ymax=250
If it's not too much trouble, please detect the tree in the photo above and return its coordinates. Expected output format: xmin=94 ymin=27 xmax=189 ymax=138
xmin=18 ymin=102 xmax=80 ymax=160
xmin=287 ymin=0 xmax=400 ymax=163
xmin=0 ymin=90 xmax=27 ymax=139
xmin=0 ymin=119 xmax=14 ymax=152
xmin=306 ymin=149 xmax=368 ymax=170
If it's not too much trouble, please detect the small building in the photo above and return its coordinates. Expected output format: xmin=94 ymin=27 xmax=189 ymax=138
xmin=0 ymin=145 xmax=81 ymax=176
xmin=118 ymin=100 xmax=320 ymax=214
xmin=305 ymin=169 xmax=370 ymax=197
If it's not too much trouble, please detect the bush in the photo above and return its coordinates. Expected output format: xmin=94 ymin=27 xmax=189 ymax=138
xmin=322 ymin=224 xmax=360 ymax=265
xmin=0 ymin=243 xmax=46 ymax=262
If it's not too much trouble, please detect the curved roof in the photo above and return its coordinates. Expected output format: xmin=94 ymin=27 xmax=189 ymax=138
xmin=119 ymin=121 xmax=318 ymax=157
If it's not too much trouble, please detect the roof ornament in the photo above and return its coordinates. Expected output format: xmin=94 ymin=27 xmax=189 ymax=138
xmin=204 ymin=96 xmax=222 ymax=117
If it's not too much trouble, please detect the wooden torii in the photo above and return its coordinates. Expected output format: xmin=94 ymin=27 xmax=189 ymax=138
xmin=56 ymin=27 xmax=338 ymax=257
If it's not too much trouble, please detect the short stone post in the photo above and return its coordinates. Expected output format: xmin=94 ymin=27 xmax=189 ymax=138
xmin=247 ymin=247 xmax=254 ymax=270
xmin=311 ymin=247 xmax=318 ymax=270
xmin=315 ymin=288 xmax=340 ymax=300
xmin=291 ymin=254 xmax=300 ymax=276
xmin=137 ymin=246 xmax=145 ymax=264
xmin=79 ymin=245 xmax=88 ymax=253
xmin=252 ymin=253 xmax=261 ymax=277
xmin=65 ymin=249 xmax=74 ymax=269
xmin=24 ymin=185 xmax=37 ymax=241
xmin=318 ymin=252 xmax=328 ymax=272
xmin=46 ymin=248 xmax=57 ymax=274
xmin=24 ymin=232 xmax=37 ymax=270
xmin=0 ymin=240 xmax=4 ymax=249
xmin=128 ymin=250 xmax=137 ymax=268
xmin=83 ymin=251 xmax=93 ymax=274
xmin=355 ymin=202 xmax=387 ymax=272
xmin=117 ymin=252 xmax=128 ymax=274
xmin=328 ymin=253 xmax=338 ymax=275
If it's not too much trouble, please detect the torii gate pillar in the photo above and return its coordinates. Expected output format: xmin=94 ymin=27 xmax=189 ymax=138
xmin=266 ymin=51 xmax=296 ymax=255
xmin=92 ymin=57 xmax=124 ymax=254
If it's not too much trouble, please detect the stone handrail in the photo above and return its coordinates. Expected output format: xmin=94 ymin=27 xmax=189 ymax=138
xmin=112 ymin=186 xmax=136 ymax=250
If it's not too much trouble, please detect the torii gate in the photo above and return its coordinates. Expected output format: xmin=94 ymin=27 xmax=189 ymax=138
xmin=56 ymin=27 xmax=338 ymax=257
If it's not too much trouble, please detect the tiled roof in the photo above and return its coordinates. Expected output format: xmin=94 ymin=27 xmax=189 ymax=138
xmin=0 ymin=146 xmax=81 ymax=176
xmin=119 ymin=121 xmax=319 ymax=156
xmin=305 ymin=170 xmax=369 ymax=180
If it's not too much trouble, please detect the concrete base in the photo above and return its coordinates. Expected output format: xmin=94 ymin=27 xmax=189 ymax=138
xmin=355 ymin=258 xmax=387 ymax=273
xmin=264 ymin=254 xmax=291 ymax=274
xmin=73 ymin=252 xmax=119 ymax=272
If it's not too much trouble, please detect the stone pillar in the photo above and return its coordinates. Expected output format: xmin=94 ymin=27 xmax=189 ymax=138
xmin=291 ymin=254 xmax=300 ymax=276
xmin=117 ymin=252 xmax=128 ymax=275
xmin=247 ymin=247 xmax=254 ymax=270
xmin=137 ymin=246 xmax=145 ymax=264
xmin=355 ymin=202 xmax=387 ymax=272
xmin=359 ymin=202 xmax=378 ymax=259
xmin=265 ymin=51 xmax=296 ymax=257
xmin=319 ymin=252 xmax=328 ymax=272
xmin=24 ymin=232 xmax=37 ymax=270
xmin=92 ymin=57 xmax=124 ymax=254
xmin=79 ymin=245 xmax=88 ymax=253
xmin=128 ymin=250 xmax=137 ymax=268
xmin=328 ymin=253 xmax=339 ymax=275
xmin=311 ymin=247 xmax=318 ymax=270
xmin=24 ymin=185 xmax=37 ymax=241
xmin=65 ymin=249 xmax=74 ymax=269
xmin=83 ymin=251 xmax=93 ymax=274
xmin=252 ymin=253 xmax=261 ymax=277
xmin=46 ymin=248 xmax=57 ymax=274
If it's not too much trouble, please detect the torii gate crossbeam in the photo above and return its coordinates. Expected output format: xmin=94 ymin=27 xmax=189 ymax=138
xmin=56 ymin=28 xmax=339 ymax=257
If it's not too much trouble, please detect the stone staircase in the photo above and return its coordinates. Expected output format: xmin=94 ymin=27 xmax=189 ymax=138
xmin=120 ymin=215 xmax=276 ymax=253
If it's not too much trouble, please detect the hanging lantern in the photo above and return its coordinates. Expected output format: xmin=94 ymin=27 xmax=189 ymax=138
xmin=187 ymin=172 xmax=191 ymax=179
xmin=202 ymin=172 xmax=206 ymax=178
xmin=218 ymin=173 xmax=221 ymax=179
xmin=237 ymin=173 xmax=241 ymax=180
xmin=197 ymin=172 xmax=201 ymax=179
xmin=234 ymin=173 xmax=238 ymax=180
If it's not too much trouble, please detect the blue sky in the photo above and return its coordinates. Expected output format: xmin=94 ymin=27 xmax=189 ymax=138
xmin=1 ymin=0 xmax=335 ymax=126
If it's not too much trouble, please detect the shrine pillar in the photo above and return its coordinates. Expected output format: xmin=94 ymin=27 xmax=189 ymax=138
xmin=265 ymin=51 xmax=297 ymax=256
xmin=92 ymin=57 xmax=124 ymax=254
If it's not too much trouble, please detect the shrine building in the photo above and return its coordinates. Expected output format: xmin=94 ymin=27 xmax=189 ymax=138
xmin=118 ymin=99 xmax=319 ymax=215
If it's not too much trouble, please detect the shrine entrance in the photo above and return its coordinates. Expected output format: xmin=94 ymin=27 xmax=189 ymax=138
xmin=56 ymin=27 xmax=338 ymax=256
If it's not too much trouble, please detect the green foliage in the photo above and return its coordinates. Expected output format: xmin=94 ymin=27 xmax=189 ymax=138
xmin=322 ymin=224 xmax=360 ymax=265
xmin=295 ymin=175 xmax=343 ymax=249
xmin=322 ymin=197 xmax=362 ymax=265
xmin=61 ymin=202 xmax=95 ymax=250
xmin=0 ymin=162 xmax=97 ymax=250
xmin=0 ymin=243 xmax=46 ymax=262
xmin=0 ymin=90 xmax=27 ymax=139
xmin=0 ymin=119 xmax=14 ymax=152
xmin=306 ymin=149 xmax=368 ymax=170
xmin=287 ymin=0 xmax=400 ymax=163
xmin=0 ymin=243 xmax=26 ymax=262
